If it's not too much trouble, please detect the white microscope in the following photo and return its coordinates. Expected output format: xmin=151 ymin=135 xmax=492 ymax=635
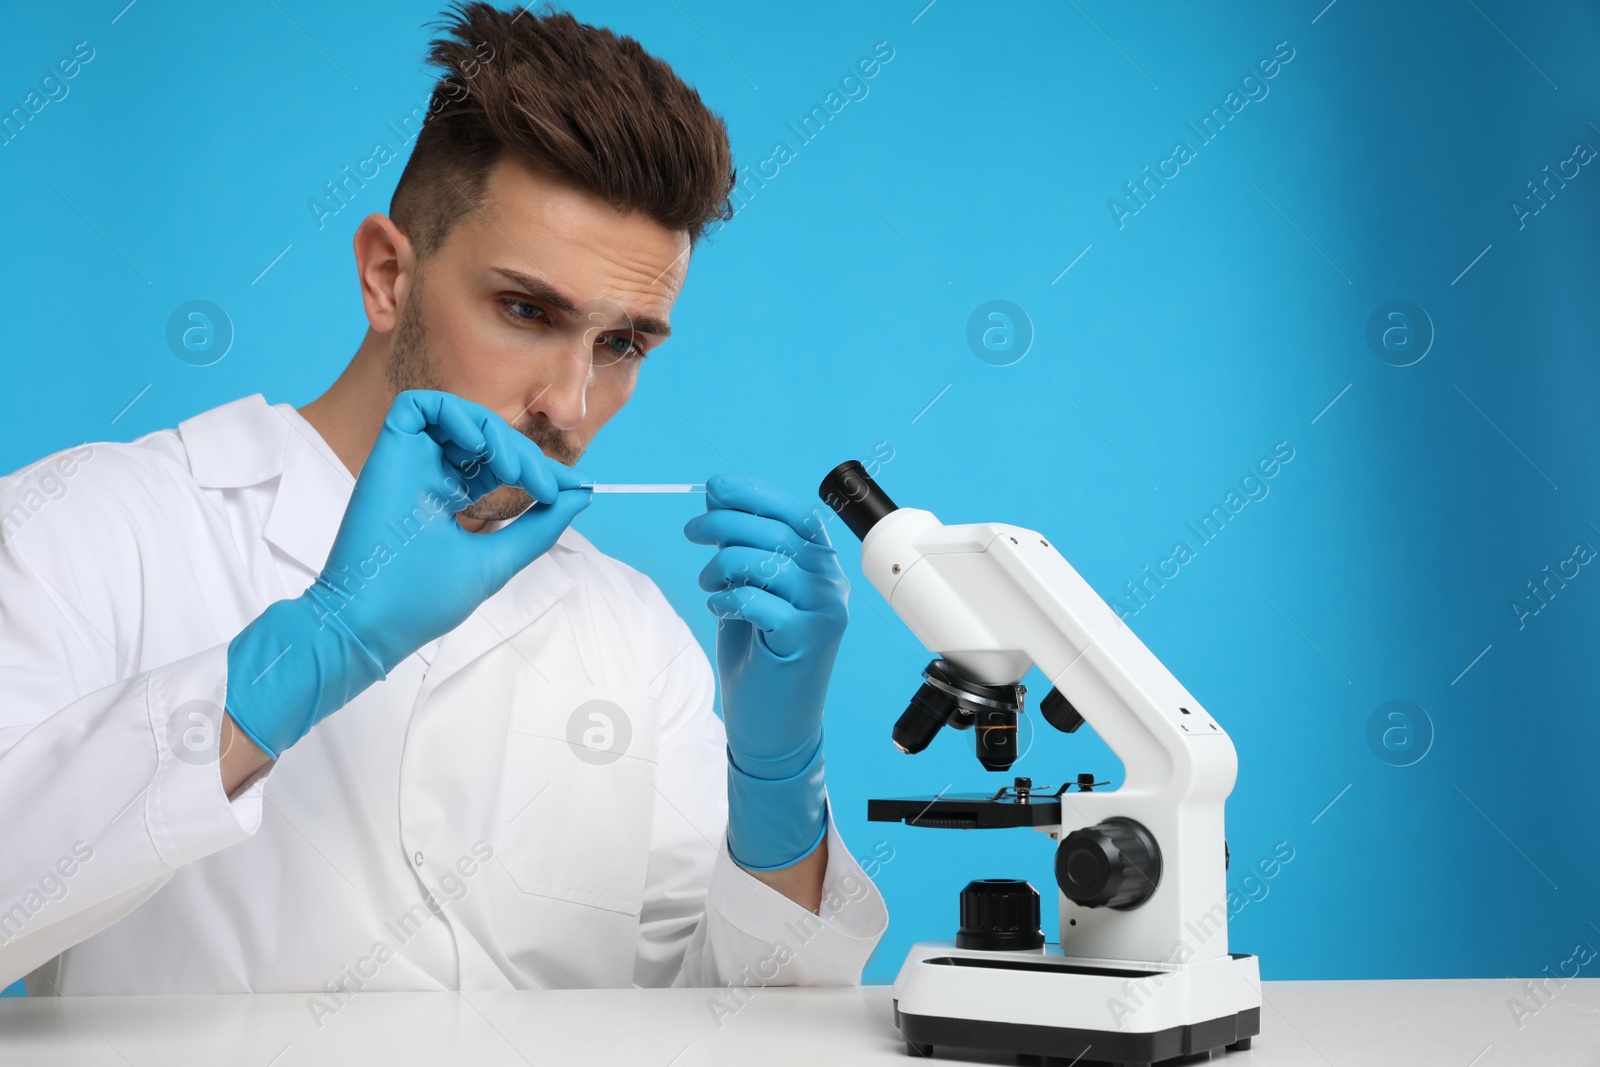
xmin=818 ymin=462 xmax=1261 ymax=1067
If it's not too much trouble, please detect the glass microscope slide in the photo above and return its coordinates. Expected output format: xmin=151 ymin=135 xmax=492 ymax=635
xmin=582 ymin=483 xmax=707 ymax=493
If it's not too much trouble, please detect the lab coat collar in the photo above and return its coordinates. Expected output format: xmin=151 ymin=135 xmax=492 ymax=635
xmin=178 ymin=392 xmax=352 ymax=578
xmin=179 ymin=393 xmax=581 ymax=690
xmin=179 ymin=393 xmax=294 ymax=489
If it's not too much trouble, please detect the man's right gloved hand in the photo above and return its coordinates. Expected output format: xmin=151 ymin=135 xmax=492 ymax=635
xmin=225 ymin=389 xmax=593 ymax=758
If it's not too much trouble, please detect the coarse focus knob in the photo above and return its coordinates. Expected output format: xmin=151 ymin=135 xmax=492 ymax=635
xmin=1055 ymin=818 xmax=1162 ymax=910
xmin=955 ymin=879 xmax=1045 ymax=951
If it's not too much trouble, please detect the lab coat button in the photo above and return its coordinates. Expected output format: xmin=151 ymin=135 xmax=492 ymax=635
xmin=414 ymin=851 xmax=423 ymax=867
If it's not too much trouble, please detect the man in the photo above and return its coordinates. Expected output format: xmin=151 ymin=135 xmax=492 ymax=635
xmin=0 ymin=4 xmax=887 ymax=998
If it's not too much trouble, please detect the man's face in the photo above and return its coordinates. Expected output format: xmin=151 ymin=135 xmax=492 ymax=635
xmin=386 ymin=155 xmax=690 ymax=522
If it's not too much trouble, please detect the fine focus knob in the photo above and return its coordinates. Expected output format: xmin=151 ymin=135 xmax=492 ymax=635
xmin=955 ymin=879 xmax=1045 ymax=951
xmin=1055 ymin=818 xmax=1162 ymax=910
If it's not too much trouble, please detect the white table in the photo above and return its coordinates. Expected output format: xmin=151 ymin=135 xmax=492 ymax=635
xmin=1 ymin=981 xmax=1596 ymax=1066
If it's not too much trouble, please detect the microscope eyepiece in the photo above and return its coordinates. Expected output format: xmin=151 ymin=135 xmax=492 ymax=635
xmin=818 ymin=460 xmax=898 ymax=542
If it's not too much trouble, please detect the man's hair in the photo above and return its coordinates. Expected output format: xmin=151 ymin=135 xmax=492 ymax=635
xmin=390 ymin=3 xmax=734 ymax=257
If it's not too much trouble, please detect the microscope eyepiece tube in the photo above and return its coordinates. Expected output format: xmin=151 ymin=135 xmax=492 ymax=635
xmin=818 ymin=460 xmax=898 ymax=542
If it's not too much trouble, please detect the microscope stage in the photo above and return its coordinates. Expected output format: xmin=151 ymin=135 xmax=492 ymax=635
xmin=867 ymin=793 xmax=1062 ymax=830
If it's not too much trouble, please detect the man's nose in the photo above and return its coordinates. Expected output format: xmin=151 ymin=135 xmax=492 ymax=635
xmin=535 ymin=339 xmax=593 ymax=431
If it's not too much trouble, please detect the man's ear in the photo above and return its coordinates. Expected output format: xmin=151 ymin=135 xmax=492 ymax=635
xmin=352 ymin=214 xmax=417 ymax=334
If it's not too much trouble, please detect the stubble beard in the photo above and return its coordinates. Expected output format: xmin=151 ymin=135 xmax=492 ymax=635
xmin=386 ymin=287 xmax=585 ymax=524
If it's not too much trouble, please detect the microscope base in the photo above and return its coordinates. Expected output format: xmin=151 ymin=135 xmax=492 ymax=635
xmin=890 ymin=942 xmax=1261 ymax=1066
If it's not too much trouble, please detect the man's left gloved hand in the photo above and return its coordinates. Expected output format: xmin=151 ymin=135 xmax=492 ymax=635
xmin=684 ymin=473 xmax=849 ymax=871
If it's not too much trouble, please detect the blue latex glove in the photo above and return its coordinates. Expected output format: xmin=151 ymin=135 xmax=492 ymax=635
xmin=683 ymin=473 xmax=849 ymax=870
xmin=226 ymin=390 xmax=593 ymax=757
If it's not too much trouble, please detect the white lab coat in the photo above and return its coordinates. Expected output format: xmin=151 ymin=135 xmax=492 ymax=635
xmin=0 ymin=393 xmax=887 ymax=995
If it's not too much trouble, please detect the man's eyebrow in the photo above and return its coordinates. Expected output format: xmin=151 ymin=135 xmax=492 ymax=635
xmin=489 ymin=266 xmax=672 ymax=339
xmin=491 ymin=266 xmax=582 ymax=317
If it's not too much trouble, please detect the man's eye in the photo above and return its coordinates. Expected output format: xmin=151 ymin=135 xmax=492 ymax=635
xmin=502 ymin=298 xmax=548 ymax=323
xmin=600 ymin=333 xmax=645 ymax=359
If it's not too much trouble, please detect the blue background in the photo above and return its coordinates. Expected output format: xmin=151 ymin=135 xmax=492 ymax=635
xmin=3 ymin=0 xmax=1597 ymax=994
